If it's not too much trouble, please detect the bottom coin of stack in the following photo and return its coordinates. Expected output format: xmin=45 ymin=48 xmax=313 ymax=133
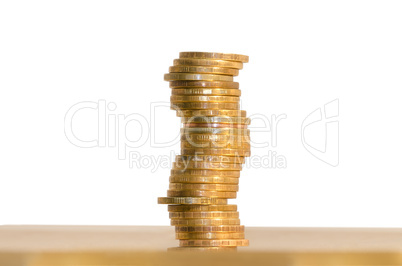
xmin=158 ymin=195 xmax=249 ymax=251
xmin=158 ymin=51 xmax=250 ymax=251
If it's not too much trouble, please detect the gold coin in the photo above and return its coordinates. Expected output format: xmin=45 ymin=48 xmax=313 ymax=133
xmin=181 ymin=137 xmax=249 ymax=144
xmin=173 ymin=161 xmax=242 ymax=171
xmin=171 ymin=95 xmax=239 ymax=103
xmin=173 ymin=58 xmax=243 ymax=69
xmin=171 ymin=169 xmax=240 ymax=178
xmin=181 ymin=128 xmax=249 ymax=135
xmin=178 ymin=110 xmax=246 ymax=117
xmin=172 ymin=102 xmax=239 ymax=110
xmin=167 ymin=190 xmax=237 ymax=198
xmin=157 ymin=197 xmax=228 ymax=205
xmin=171 ymin=88 xmax=241 ymax=97
xmin=176 ymin=232 xmax=245 ymax=240
xmin=175 ymin=225 xmax=244 ymax=233
xmin=183 ymin=123 xmax=248 ymax=129
xmin=169 ymin=66 xmax=239 ymax=76
xmin=169 ymin=211 xmax=239 ymax=219
xmin=181 ymin=134 xmax=249 ymax=142
xmin=168 ymin=205 xmax=237 ymax=212
xmin=181 ymin=148 xmax=250 ymax=157
xmin=181 ymin=135 xmax=250 ymax=144
xmin=179 ymin=239 xmax=249 ymax=247
xmin=171 ymin=218 xmax=240 ymax=226
xmin=181 ymin=134 xmax=249 ymax=143
xmin=176 ymin=155 xmax=245 ymax=164
xmin=179 ymin=52 xmax=249 ymax=63
xmin=169 ymin=81 xmax=239 ymax=89
xmin=167 ymin=247 xmax=237 ymax=252
xmin=181 ymin=141 xmax=250 ymax=149
xmin=169 ymin=183 xmax=239 ymax=192
xmin=164 ymin=73 xmax=233 ymax=82
xmin=169 ymin=176 xmax=239 ymax=184
xmin=182 ymin=117 xmax=250 ymax=124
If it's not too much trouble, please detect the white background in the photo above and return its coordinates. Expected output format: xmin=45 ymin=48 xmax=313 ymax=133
xmin=0 ymin=1 xmax=401 ymax=227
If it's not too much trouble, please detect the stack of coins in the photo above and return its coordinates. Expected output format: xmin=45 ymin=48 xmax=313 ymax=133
xmin=158 ymin=52 xmax=250 ymax=251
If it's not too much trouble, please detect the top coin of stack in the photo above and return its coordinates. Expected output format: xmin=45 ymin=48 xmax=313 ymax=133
xmin=159 ymin=52 xmax=250 ymax=251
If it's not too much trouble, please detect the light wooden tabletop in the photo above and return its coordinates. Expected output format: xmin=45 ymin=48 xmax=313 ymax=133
xmin=1 ymin=225 xmax=402 ymax=265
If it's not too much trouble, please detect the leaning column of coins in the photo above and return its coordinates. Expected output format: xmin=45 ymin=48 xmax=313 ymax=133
xmin=158 ymin=52 xmax=250 ymax=251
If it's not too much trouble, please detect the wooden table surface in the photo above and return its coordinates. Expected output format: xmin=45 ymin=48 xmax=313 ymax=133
xmin=1 ymin=225 xmax=402 ymax=265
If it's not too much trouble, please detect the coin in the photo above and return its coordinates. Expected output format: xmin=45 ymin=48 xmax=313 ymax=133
xmin=171 ymin=88 xmax=241 ymax=97
xmin=169 ymin=66 xmax=239 ymax=76
xmin=178 ymin=109 xmax=246 ymax=117
xmin=171 ymin=95 xmax=239 ymax=103
xmin=181 ymin=141 xmax=250 ymax=149
xmin=171 ymin=218 xmax=241 ymax=226
xmin=167 ymin=190 xmax=237 ymax=198
xmin=169 ymin=81 xmax=239 ymax=89
xmin=169 ymin=176 xmax=239 ymax=184
xmin=171 ymin=169 xmax=240 ymax=177
xmin=183 ymin=123 xmax=248 ymax=129
xmin=173 ymin=161 xmax=242 ymax=171
xmin=176 ymin=232 xmax=245 ymax=240
xmin=181 ymin=148 xmax=250 ymax=157
xmin=167 ymin=247 xmax=237 ymax=252
xmin=173 ymin=58 xmax=243 ymax=69
xmin=182 ymin=117 xmax=250 ymax=124
xmin=169 ymin=211 xmax=239 ymax=219
xmin=164 ymin=73 xmax=233 ymax=82
xmin=172 ymin=102 xmax=240 ymax=110
xmin=168 ymin=205 xmax=238 ymax=212
xmin=175 ymin=225 xmax=244 ymax=232
xmin=158 ymin=197 xmax=228 ymax=205
xmin=179 ymin=52 xmax=249 ymax=63
xmin=169 ymin=183 xmax=239 ymax=192
xmin=179 ymin=239 xmax=249 ymax=247
xmin=181 ymin=134 xmax=249 ymax=143
xmin=181 ymin=128 xmax=249 ymax=135
xmin=181 ymin=137 xmax=249 ymax=145
xmin=176 ymin=155 xmax=245 ymax=164
xmin=180 ymin=140 xmax=249 ymax=149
